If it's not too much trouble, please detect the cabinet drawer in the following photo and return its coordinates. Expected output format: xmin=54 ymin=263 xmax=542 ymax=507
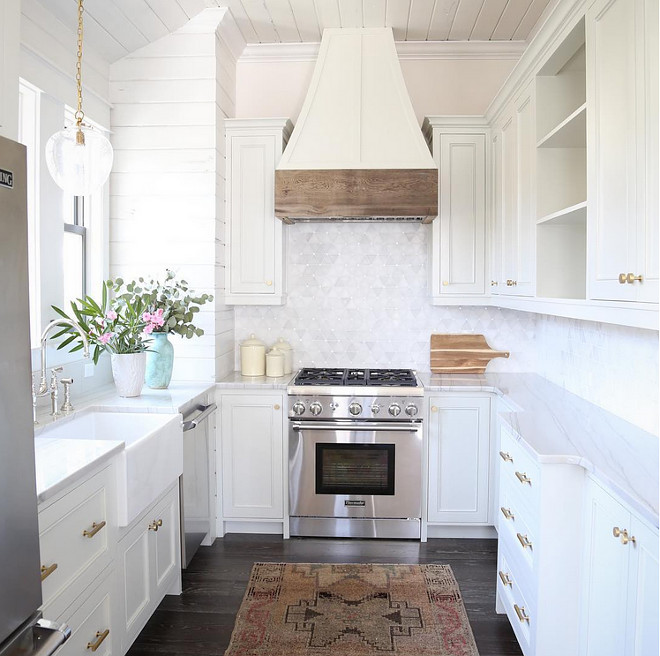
xmin=497 ymin=547 xmax=534 ymax=656
xmin=56 ymin=572 xmax=113 ymax=656
xmin=39 ymin=468 xmax=113 ymax=609
xmin=499 ymin=484 xmax=538 ymax=593
xmin=498 ymin=427 xmax=541 ymax=518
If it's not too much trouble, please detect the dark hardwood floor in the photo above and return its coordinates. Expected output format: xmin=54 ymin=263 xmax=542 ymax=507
xmin=127 ymin=535 xmax=522 ymax=656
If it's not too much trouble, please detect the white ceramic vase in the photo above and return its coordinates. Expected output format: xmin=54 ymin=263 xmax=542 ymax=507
xmin=111 ymin=352 xmax=147 ymax=397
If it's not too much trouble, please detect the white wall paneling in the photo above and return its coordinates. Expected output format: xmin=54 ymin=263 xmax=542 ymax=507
xmin=109 ymin=8 xmax=244 ymax=382
xmin=0 ymin=0 xmax=20 ymax=139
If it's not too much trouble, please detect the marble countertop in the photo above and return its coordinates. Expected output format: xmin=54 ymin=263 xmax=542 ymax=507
xmin=216 ymin=371 xmax=295 ymax=389
xmin=420 ymin=372 xmax=658 ymax=526
xmin=33 ymin=381 xmax=216 ymax=504
xmin=34 ymin=437 xmax=123 ymax=504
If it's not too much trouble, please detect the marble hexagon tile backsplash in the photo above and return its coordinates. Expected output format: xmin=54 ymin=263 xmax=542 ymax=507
xmin=234 ymin=222 xmax=658 ymax=433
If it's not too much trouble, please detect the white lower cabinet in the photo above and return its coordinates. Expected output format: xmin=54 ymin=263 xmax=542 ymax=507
xmin=496 ymin=424 xmax=584 ymax=656
xmin=117 ymin=483 xmax=181 ymax=653
xmin=427 ymin=396 xmax=491 ymax=524
xmin=579 ymin=477 xmax=659 ymax=656
xmin=219 ymin=392 xmax=285 ymax=529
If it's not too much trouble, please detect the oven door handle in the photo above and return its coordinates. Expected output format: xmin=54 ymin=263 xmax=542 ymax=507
xmin=292 ymin=422 xmax=421 ymax=432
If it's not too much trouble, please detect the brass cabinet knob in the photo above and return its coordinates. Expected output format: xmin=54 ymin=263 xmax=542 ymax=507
xmin=40 ymin=563 xmax=58 ymax=581
xmin=274 ymin=404 xmax=280 ymax=410
xmin=515 ymin=471 xmax=531 ymax=485
xmin=626 ymin=273 xmax=643 ymax=283
xmin=517 ymin=532 xmax=533 ymax=549
xmin=491 ymin=280 xmax=498 ymax=286
xmin=442 ymin=280 xmax=449 ymax=286
xmin=514 ymin=604 xmax=530 ymax=623
xmin=86 ymin=629 xmax=110 ymax=652
xmin=148 ymin=519 xmax=163 ymax=532
xmin=266 ymin=280 xmax=273 ymax=286
xmin=498 ymin=570 xmax=512 ymax=587
xmin=499 ymin=451 xmax=513 ymax=463
xmin=506 ymin=279 xmax=518 ymax=286
xmin=613 ymin=526 xmax=636 ymax=546
xmin=500 ymin=506 xmax=515 ymax=520
xmin=83 ymin=520 xmax=106 ymax=538
xmin=431 ymin=406 xmax=438 ymax=413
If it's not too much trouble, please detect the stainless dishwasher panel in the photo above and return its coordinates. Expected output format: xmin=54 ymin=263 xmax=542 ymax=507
xmin=180 ymin=402 xmax=217 ymax=568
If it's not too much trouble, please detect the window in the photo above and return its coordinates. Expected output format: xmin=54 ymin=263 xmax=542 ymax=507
xmin=18 ymin=79 xmax=109 ymax=353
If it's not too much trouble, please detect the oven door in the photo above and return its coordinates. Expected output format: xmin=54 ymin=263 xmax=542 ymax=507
xmin=289 ymin=421 xmax=422 ymax=520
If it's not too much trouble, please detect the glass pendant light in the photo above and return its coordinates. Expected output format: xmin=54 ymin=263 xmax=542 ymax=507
xmin=45 ymin=0 xmax=113 ymax=195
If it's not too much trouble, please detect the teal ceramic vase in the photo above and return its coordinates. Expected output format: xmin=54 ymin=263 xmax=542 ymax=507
xmin=145 ymin=332 xmax=174 ymax=389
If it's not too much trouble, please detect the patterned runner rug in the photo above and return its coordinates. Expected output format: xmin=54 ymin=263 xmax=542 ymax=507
xmin=225 ymin=563 xmax=479 ymax=655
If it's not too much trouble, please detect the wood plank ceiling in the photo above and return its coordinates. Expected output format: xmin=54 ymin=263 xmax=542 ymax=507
xmin=37 ymin=0 xmax=553 ymax=62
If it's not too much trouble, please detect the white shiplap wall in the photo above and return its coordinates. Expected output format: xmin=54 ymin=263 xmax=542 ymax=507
xmin=109 ymin=7 xmax=243 ymax=382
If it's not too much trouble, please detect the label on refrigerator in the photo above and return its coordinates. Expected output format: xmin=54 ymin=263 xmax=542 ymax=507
xmin=0 ymin=169 xmax=13 ymax=189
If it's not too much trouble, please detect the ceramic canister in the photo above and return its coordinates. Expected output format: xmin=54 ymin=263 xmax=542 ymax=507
xmin=240 ymin=334 xmax=266 ymax=376
xmin=273 ymin=337 xmax=293 ymax=374
xmin=266 ymin=348 xmax=285 ymax=378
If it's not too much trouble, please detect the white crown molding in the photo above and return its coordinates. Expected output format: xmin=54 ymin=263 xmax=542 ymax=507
xmin=238 ymin=40 xmax=527 ymax=64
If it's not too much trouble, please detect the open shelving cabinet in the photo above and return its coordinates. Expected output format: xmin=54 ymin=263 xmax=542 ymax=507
xmin=536 ymin=19 xmax=587 ymax=300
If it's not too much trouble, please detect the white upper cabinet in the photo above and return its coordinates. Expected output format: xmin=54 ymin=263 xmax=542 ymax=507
xmin=424 ymin=119 xmax=487 ymax=300
xmin=586 ymin=0 xmax=659 ymax=302
xmin=493 ymin=83 xmax=536 ymax=297
xmin=225 ymin=119 xmax=292 ymax=305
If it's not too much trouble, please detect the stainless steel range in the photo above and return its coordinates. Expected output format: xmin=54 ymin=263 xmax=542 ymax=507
xmin=288 ymin=368 xmax=424 ymax=539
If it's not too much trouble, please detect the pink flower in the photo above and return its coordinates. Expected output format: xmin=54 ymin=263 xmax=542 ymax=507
xmin=106 ymin=310 xmax=117 ymax=321
xmin=142 ymin=312 xmax=152 ymax=322
xmin=151 ymin=308 xmax=165 ymax=327
xmin=99 ymin=332 xmax=113 ymax=345
xmin=143 ymin=324 xmax=154 ymax=335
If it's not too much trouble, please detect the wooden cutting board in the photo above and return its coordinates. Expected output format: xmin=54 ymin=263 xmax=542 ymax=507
xmin=430 ymin=334 xmax=510 ymax=374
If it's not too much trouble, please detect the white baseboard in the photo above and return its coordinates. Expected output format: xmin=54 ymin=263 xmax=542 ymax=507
xmin=221 ymin=520 xmax=284 ymax=535
xmin=426 ymin=524 xmax=497 ymax=539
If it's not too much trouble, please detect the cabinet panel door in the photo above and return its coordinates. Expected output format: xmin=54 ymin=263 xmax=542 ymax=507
xmin=120 ymin=526 xmax=151 ymax=641
xmin=221 ymin=395 xmax=283 ymax=519
xmin=501 ymin=113 xmax=518 ymax=290
xmin=437 ymin=133 xmax=486 ymax=295
xmin=512 ymin=85 xmax=535 ymax=297
xmin=153 ymin=488 xmax=180 ymax=596
xmin=626 ymin=517 xmax=659 ymax=656
xmin=587 ymin=0 xmax=638 ymax=301
xmin=637 ymin=0 xmax=659 ymax=302
xmin=427 ymin=396 xmax=490 ymax=524
xmin=491 ymin=131 xmax=503 ymax=293
xmin=229 ymin=135 xmax=277 ymax=295
xmin=580 ymin=480 xmax=629 ymax=656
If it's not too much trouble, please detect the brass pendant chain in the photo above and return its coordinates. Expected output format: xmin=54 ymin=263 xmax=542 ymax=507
xmin=75 ymin=0 xmax=85 ymax=144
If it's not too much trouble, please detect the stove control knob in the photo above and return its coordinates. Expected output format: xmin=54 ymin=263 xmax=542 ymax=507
xmin=405 ymin=404 xmax=419 ymax=417
xmin=371 ymin=404 xmax=381 ymax=415
xmin=292 ymin=402 xmax=306 ymax=416
xmin=309 ymin=401 xmax=323 ymax=416
xmin=349 ymin=402 xmax=363 ymax=416
xmin=388 ymin=403 xmax=401 ymax=417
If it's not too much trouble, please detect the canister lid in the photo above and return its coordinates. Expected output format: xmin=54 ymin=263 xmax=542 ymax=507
xmin=241 ymin=333 xmax=265 ymax=347
xmin=267 ymin=347 xmax=284 ymax=359
xmin=274 ymin=337 xmax=292 ymax=351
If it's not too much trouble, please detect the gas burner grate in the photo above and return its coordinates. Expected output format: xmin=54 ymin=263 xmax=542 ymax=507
xmin=293 ymin=368 xmax=417 ymax=387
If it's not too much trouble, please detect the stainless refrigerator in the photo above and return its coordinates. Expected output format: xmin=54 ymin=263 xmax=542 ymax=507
xmin=0 ymin=135 xmax=70 ymax=656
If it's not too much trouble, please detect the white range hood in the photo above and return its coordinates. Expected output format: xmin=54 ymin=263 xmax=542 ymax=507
xmin=275 ymin=28 xmax=438 ymax=223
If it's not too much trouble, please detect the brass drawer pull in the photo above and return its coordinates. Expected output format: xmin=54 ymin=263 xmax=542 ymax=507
xmin=613 ymin=526 xmax=637 ymax=546
xmin=499 ymin=451 xmax=513 ymax=463
xmin=500 ymin=507 xmax=515 ymax=520
xmin=40 ymin=563 xmax=58 ymax=581
xmin=515 ymin=471 xmax=531 ymax=485
xmin=514 ymin=604 xmax=530 ymax=623
xmin=148 ymin=519 xmax=163 ymax=532
xmin=83 ymin=521 xmax=106 ymax=538
xmin=86 ymin=629 xmax=110 ymax=652
xmin=499 ymin=570 xmax=512 ymax=587
xmin=517 ymin=533 xmax=533 ymax=549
